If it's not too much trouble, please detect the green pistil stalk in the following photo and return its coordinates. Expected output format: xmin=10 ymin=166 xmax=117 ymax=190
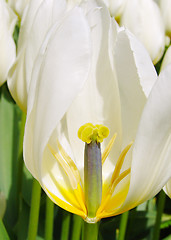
xmin=84 ymin=141 xmax=102 ymax=220
xmin=78 ymin=123 xmax=109 ymax=222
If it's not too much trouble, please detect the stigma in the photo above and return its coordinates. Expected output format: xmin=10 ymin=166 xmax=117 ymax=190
xmin=78 ymin=123 xmax=109 ymax=144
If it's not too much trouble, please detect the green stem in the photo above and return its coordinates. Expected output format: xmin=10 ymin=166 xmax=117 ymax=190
xmin=16 ymin=112 xmax=26 ymax=214
xmin=82 ymin=221 xmax=99 ymax=240
xmin=152 ymin=190 xmax=166 ymax=240
xmin=27 ymin=178 xmax=41 ymax=240
xmin=60 ymin=211 xmax=71 ymax=240
xmin=118 ymin=211 xmax=129 ymax=240
xmin=71 ymin=215 xmax=82 ymax=240
xmin=45 ymin=196 xmax=54 ymax=240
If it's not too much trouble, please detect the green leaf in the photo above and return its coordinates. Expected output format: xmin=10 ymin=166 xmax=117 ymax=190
xmin=0 ymin=85 xmax=21 ymax=228
xmin=0 ymin=220 xmax=10 ymax=240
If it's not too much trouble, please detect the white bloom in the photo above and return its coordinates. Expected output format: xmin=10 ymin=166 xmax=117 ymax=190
xmin=23 ymin=0 xmax=171 ymax=222
xmin=103 ymin=0 xmax=127 ymax=18
xmin=159 ymin=0 xmax=171 ymax=37
xmin=8 ymin=0 xmax=30 ymax=18
xmin=120 ymin=0 xmax=165 ymax=64
xmin=8 ymin=0 xmax=70 ymax=112
xmin=0 ymin=0 xmax=17 ymax=86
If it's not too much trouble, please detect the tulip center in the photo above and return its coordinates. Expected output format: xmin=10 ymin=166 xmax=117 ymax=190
xmin=46 ymin=123 xmax=133 ymax=223
xmin=78 ymin=123 xmax=109 ymax=221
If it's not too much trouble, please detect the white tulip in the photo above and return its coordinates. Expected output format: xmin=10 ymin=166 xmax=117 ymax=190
xmin=159 ymin=0 xmax=171 ymax=37
xmin=103 ymin=0 xmax=127 ymax=18
xmin=8 ymin=0 xmax=29 ymax=18
xmin=8 ymin=0 xmax=69 ymax=112
xmin=120 ymin=0 xmax=165 ymax=64
xmin=0 ymin=0 xmax=17 ymax=86
xmin=23 ymin=0 xmax=171 ymax=222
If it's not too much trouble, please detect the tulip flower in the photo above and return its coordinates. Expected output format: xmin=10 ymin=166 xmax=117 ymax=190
xmin=0 ymin=0 xmax=17 ymax=86
xmin=7 ymin=0 xmax=44 ymax=112
xmin=8 ymin=0 xmax=80 ymax=112
xmin=157 ymin=46 xmax=171 ymax=199
xmin=120 ymin=0 xmax=165 ymax=64
xmin=105 ymin=0 xmax=165 ymax=64
xmin=8 ymin=0 xmax=29 ymax=19
xmin=158 ymin=0 xmax=171 ymax=37
xmin=23 ymin=0 xmax=171 ymax=225
xmin=103 ymin=0 xmax=127 ymax=19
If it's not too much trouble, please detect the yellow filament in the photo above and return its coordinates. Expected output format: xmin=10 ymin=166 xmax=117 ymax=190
xmin=74 ymin=184 xmax=87 ymax=214
xmin=97 ymin=168 xmax=131 ymax=216
xmin=102 ymin=133 xmax=117 ymax=165
xmin=96 ymin=181 xmax=130 ymax=219
xmin=110 ymin=142 xmax=133 ymax=184
xmin=48 ymin=144 xmax=87 ymax=213
xmin=56 ymin=140 xmax=81 ymax=184
xmin=48 ymin=169 xmax=82 ymax=209
xmin=48 ymin=144 xmax=78 ymax=189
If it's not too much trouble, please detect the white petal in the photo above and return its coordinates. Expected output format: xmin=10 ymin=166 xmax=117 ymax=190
xmin=161 ymin=45 xmax=171 ymax=71
xmin=159 ymin=0 xmax=171 ymax=36
xmin=0 ymin=0 xmax=17 ymax=86
xmin=121 ymin=64 xmax=171 ymax=211
xmin=114 ymin=30 xmax=157 ymax=149
xmin=107 ymin=0 xmax=127 ymax=17
xmin=8 ymin=0 xmax=66 ymax=112
xmin=8 ymin=0 xmax=29 ymax=17
xmin=7 ymin=0 xmax=44 ymax=111
xmin=66 ymin=0 xmax=122 ymax=181
xmin=24 ymin=6 xmax=91 ymax=185
xmin=120 ymin=0 xmax=165 ymax=63
xmin=163 ymin=178 xmax=171 ymax=198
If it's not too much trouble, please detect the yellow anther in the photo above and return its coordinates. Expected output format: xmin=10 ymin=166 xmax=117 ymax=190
xmin=78 ymin=123 xmax=109 ymax=144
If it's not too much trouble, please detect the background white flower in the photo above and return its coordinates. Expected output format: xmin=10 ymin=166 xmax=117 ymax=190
xmin=0 ymin=0 xmax=17 ymax=86
xmin=8 ymin=0 xmax=30 ymax=19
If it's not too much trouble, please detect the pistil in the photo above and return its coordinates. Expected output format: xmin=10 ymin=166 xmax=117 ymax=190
xmin=78 ymin=123 xmax=109 ymax=221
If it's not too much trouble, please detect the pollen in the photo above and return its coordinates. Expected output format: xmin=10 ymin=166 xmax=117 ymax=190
xmin=78 ymin=123 xmax=109 ymax=144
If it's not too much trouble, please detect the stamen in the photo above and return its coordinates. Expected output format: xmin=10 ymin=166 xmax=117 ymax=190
xmin=102 ymin=133 xmax=117 ymax=165
xmin=56 ymin=140 xmax=81 ymax=184
xmin=97 ymin=168 xmax=131 ymax=216
xmin=48 ymin=144 xmax=78 ymax=189
xmin=110 ymin=142 xmax=133 ymax=185
xmin=110 ymin=168 xmax=131 ymax=193
xmin=48 ymin=144 xmax=86 ymax=213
